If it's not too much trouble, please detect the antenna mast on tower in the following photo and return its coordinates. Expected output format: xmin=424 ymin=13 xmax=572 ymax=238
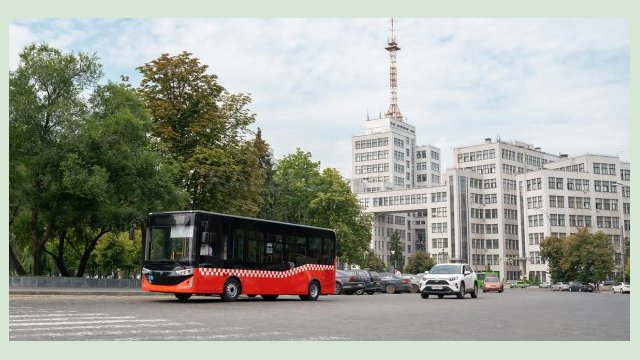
xmin=385 ymin=18 xmax=403 ymax=121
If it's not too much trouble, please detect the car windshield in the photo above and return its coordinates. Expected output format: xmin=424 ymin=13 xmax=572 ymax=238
xmin=429 ymin=264 xmax=462 ymax=274
xmin=486 ymin=276 xmax=499 ymax=282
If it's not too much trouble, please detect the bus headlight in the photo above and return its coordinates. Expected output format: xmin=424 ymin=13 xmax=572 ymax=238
xmin=175 ymin=268 xmax=193 ymax=276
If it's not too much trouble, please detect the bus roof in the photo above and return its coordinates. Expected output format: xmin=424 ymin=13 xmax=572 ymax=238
xmin=148 ymin=210 xmax=336 ymax=235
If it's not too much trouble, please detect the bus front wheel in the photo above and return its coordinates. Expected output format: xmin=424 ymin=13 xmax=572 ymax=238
xmin=221 ymin=278 xmax=241 ymax=302
xmin=174 ymin=293 xmax=192 ymax=301
xmin=300 ymin=280 xmax=320 ymax=301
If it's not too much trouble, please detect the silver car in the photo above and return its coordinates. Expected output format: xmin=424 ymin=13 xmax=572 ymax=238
xmin=551 ymin=282 xmax=569 ymax=291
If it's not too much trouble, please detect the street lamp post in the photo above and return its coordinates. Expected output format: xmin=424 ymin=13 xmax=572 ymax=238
xmin=390 ymin=250 xmax=396 ymax=272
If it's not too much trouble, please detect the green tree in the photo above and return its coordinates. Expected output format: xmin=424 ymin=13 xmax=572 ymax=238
xmin=10 ymin=44 xmax=185 ymax=276
xmin=9 ymin=44 xmax=102 ymax=275
xmin=137 ymin=52 xmax=265 ymax=216
xmin=271 ymin=149 xmax=322 ymax=224
xmin=362 ymin=249 xmax=386 ymax=272
xmin=95 ymin=232 xmax=140 ymax=279
xmin=540 ymin=235 xmax=566 ymax=282
xmin=388 ymin=230 xmax=404 ymax=271
xmin=405 ymin=251 xmax=436 ymax=274
xmin=271 ymin=150 xmax=372 ymax=265
xmin=561 ymin=229 xmax=614 ymax=284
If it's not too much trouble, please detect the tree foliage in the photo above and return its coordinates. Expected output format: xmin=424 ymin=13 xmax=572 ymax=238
xmin=137 ymin=52 xmax=268 ymax=216
xmin=405 ymin=251 xmax=436 ymax=274
xmin=270 ymin=149 xmax=372 ymax=265
xmin=95 ymin=231 xmax=141 ymax=279
xmin=540 ymin=229 xmax=615 ymax=283
xmin=362 ymin=249 xmax=386 ymax=272
xmin=10 ymin=44 xmax=184 ymax=276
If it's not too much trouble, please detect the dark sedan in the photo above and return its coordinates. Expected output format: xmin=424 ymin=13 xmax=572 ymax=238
xmin=335 ymin=269 xmax=365 ymax=295
xmin=568 ymin=281 xmax=593 ymax=292
xmin=378 ymin=272 xmax=410 ymax=294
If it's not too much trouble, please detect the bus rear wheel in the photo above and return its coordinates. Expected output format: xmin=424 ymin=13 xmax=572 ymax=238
xmin=174 ymin=293 xmax=192 ymax=301
xmin=221 ymin=278 xmax=241 ymax=302
xmin=300 ymin=280 xmax=320 ymax=301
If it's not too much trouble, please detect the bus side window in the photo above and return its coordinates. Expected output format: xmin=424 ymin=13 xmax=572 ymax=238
xmin=220 ymin=234 xmax=228 ymax=261
xmin=233 ymin=229 xmax=244 ymax=263
xmin=322 ymin=237 xmax=333 ymax=265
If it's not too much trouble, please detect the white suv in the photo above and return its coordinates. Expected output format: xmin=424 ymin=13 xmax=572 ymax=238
xmin=419 ymin=263 xmax=478 ymax=299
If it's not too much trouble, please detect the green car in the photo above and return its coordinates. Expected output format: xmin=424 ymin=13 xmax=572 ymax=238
xmin=510 ymin=280 xmax=529 ymax=288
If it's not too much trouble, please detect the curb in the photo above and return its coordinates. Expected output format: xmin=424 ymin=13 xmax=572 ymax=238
xmin=9 ymin=288 xmax=164 ymax=296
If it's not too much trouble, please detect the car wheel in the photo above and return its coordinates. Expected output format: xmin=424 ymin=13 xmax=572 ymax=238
xmin=355 ymin=288 xmax=365 ymax=295
xmin=457 ymin=282 xmax=466 ymax=299
xmin=471 ymin=284 xmax=478 ymax=298
xmin=410 ymin=284 xmax=419 ymax=293
xmin=221 ymin=278 xmax=241 ymax=302
xmin=334 ymin=282 xmax=342 ymax=295
xmin=366 ymin=291 xmax=375 ymax=295
xmin=421 ymin=292 xmax=429 ymax=299
xmin=385 ymin=284 xmax=396 ymax=294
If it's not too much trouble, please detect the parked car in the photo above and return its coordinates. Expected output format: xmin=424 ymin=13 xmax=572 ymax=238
xmin=334 ymin=269 xmax=365 ymax=295
xmin=612 ymin=282 xmax=630 ymax=294
xmin=419 ymin=263 xmax=478 ymax=299
xmin=551 ymin=282 xmax=569 ymax=291
xmin=401 ymin=273 xmax=421 ymax=293
xmin=602 ymin=280 xmax=615 ymax=286
xmin=510 ymin=280 xmax=529 ymax=288
xmin=353 ymin=269 xmax=384 ymax=294
xmin=482 ymin=275 xmax=504 ymax=293
xmin=378 ymin=272 xmax=410 ymax=294
xmin=568 ymin=281 xmax=593 ymax=292
xmin=538 ymin=281 xmax=552 ymax=288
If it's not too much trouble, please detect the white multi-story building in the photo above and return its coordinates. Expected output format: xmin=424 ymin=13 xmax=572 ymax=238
xmin=354 ymin=139 xmax=631 ymax=281
xmin=517 ymin=155 xmax=631 ymax=282
xmin=351 ymin=20 xmax=629 ymax=280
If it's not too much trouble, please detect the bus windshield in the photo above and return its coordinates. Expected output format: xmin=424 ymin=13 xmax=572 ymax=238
xmin=146 ymin=213 xmax=196 ymax=267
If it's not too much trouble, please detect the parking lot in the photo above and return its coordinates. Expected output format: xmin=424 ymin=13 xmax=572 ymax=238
xmin=9 ymin=286 xmax=629 ymax=341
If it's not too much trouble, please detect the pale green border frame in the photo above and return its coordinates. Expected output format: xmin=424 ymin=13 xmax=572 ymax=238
xmin=3 ymin=0 xmax=637 ymax=358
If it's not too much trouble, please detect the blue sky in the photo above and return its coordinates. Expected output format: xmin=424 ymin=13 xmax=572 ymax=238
xmin=9 ymin=18 xmax=629 ymax=177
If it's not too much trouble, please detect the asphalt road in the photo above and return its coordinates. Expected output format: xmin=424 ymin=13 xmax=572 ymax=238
xmin=9 ymin=287 xmax=629 ymax=341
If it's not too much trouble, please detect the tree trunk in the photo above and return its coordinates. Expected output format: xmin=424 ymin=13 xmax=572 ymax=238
xmin=75 ymin=227 xmax=110 ymax=277
xmin=9 ymin=244 xmax=27 ymax=275
xmin=46 ymin=229 xmax=70 ymax=277
xmin=30 ymin=212 xmax=54 ymax=276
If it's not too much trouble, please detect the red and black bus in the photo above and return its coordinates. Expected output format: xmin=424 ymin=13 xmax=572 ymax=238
xmin=141 ymin=210 xmax=336 ymax=301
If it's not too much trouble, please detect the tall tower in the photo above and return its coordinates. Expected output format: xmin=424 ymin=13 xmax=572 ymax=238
xmin=385 ymin=18 xmax=403 ymax=121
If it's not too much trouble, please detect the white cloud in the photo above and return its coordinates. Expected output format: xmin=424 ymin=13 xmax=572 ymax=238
xmin=9 ymin=18 xmax=629 ymax=176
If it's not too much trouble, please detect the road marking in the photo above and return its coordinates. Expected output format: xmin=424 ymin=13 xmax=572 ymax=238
xmin=9 ymin=322 xmax=203 ymax=332
xmin=10 ymin=313 xmax=109 ymax=318
xmin=10 ymin=319 xmax=168 ymax=327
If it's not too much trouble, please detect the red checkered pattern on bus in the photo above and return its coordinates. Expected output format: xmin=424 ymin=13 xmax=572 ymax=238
xmin=198 ymin=264 xmax=334 ymax=278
